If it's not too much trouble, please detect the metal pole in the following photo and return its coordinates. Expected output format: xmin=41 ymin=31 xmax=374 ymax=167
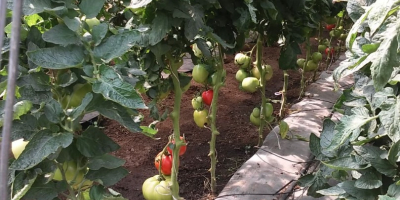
xmin=0 ymin=0 xmax=8 ymax=62
xmin=0 ymin=0 xmax=23 ymax=199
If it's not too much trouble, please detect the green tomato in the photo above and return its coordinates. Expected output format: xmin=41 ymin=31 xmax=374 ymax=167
xmin=263 ymin=65 xmax=273 ymax=81
xmin=362 ymin=43 xmax=380 ymax=54
xmin=208 ymin=73 xmax=218 ymax=86
xmin=264 ymin=103 xmax=273 ymax=117
xmin=191 ymin=97 xmax=202 ymax=110
xmin=73 ymin=179 xmax=93 ymax=190
xmin=142 ymin=175 xmax=172 ymax=200
xmin=252 ymin=107 xmax=260 ymax=118
xmin=318 ymin=45 xmax=327 ymax=53
xmin=234 ymin=53 xmax=251 ymax=69
xmin=53 ymin=161 xmax=85 ymax=186
xmin=296 ymin=58 xmax=306 ymax=68
xmin=241 ymin=77 xmax=259 ymax=93
xmin=250 ymin=113 xmax=260 ymax=126
xmin=63 ymin=83 xmax=92 ymax=108
xmin=305 ymin=60 xmax=318 ymax=72
xmin=192 ymin=43 xmax=203 ymax=58
xmin=85 ymin=18 xmax=100 ymax=30
xmin=339 ymin=33 xmax=348 ymax=40
xmin=235 ymin=69 xmax=249 ymax=82
xmin=193 ymin=109 xmax=208 ymax=127
xmin=312 ymin=52 xmax=323 ymax=63
xmin=192 ymin=64 xmax=209 ymax=84
xmin=11 ymin=138 xmax=29 ymax=159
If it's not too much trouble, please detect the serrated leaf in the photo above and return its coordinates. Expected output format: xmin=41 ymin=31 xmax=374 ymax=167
xmin=322 ymin=156 xmax=367 ymax=170
xmin=324 ymin=113 xmax=377 ymax=152
xmin=79 ymin=0 xmax=106 ymax=18
xmin=388 ymin=140 xmax=400 ymax=165
xmin=18 ymin=85 xmax=52 ymax=105
xmin=310 ymin=133 xmax=324 ymax=160
xmin=93 ymin=30 xmax=149 ymax=62
xmin=1 ymin=115 xmax=38 ymax=141
xmin=70 ymin=93 xmax=93 ymax=120
xmin=92 ymin=23 xmax=108 ymax=46
xmin=92 ymin=65 xmax=146 ymax=109
xmin=340 ymin=180 xmax=379 ymax=200
xmin=320 ymin=119 xmax=337 ymax=157
xmin=184 ymin=5 xmax=204 ymax=40
xmin=246 ymin=3 xmax=257 ymax=23
xmin=354 ymin=145 xmax=398 ymax=177
xmin=10 ymin=130 xmax=73 ymax=170
xmin=42 ymin=24 xmax=80 ymax=46
xmin=27 ymin=45 xmax=85 ymax=69
xmin=355 ymin=170 xmax=382 ymax=189
xmin=57 ymin=72 xmax=78 ymax=87
xmin=76 ymin=126 xmax=120 ymax=157
xmin=23 ymin=178 xmax=66 ymax=200
xmin=306 ymin=171 xmax=330 ymax=198
xmin=43 ymin=99 xmax=63 ymax=123
xmin=149 ymin=12 xmax=170 ymax=45
xmin=367 ymin=1 xmax=396 ymax=35
xmin=86 ymin=94 xmax=142 ymax=133
xmin=88 ymin=154 xmax=125 ymax=170
xmin=86 ymin=167 xmax=128 ymax=187
xmin=7 ymin=0 xmax=52 ymax=15
xmin=17 ymin=71 xmax=51 ymax=91
xmin=379 ymin=96 xmax=400 ymax=142
xmin=317 ymin=185 xmax=346 ymax=196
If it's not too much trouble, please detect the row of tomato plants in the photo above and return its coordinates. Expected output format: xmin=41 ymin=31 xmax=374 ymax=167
xmin=1 ymin=0 xmax=347 ymax=199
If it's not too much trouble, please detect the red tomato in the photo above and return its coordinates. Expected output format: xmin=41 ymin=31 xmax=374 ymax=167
xmin=325 ymin=47 xmax=335 ymax=57
xmin=326 ymin=24 xmax=336 ymax=31
xmin=167 ymin=136 xmax=187 ymax=156
xmin=154 ymin=152 xmax=173 ymax=175
xmin=202 ymin=90 xmax=213 ymax=106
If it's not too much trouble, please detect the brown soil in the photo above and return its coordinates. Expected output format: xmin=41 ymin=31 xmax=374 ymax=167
xmin=101 ymin=39 xmax=335 ymax=200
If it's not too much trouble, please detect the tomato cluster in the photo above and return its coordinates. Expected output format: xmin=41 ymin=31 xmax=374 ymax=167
xmin=249 ymin=103 xmax=274 ymax=126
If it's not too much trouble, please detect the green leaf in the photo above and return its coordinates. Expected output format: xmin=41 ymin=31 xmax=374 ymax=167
xmin=324 ymin=110 xmax=377 ymax=152
xmin=86 ymin=94 xmax=142 ymax=133
xmin=90 ymin=185 xmax=106 ymax=200
xmin=1 ymin=115 xmax=38 ymax=141
xmin=149 ymin=12 xmax=170 ymax=45
xmin=17 ymin=71 xmax=51 ymax=91
xmin=7 ymin=0 xmax=52 ymax=15
xmin=279 ymin=121 xmax=289 ymax=139
xmin=367 ymin=1 xmax=397 ymax=35
xmin=92 ymin=65 xmax=146 ymax=109
xmin=379 ymin=96 xmax=400 ymax=142
xmin=86 ymin=167 xmax=128 ymax=187
xmin=317 ymin=185 xmax=346 ymax=196
xmin=279 ymin=42 xmax=299 ymax=70
xmin=18 ymin=85 xmax=52 ymax=105
xmin=208 ymin=32 xmax=234 ymax=49
xmin=57 ymin=72 xmax=78 ymax=87
xmin=378 ymin=195 xmax=397 ymax=200
xmin=10 ymin=130 xmax=73 ymax=170
xmin=43 ymin=99 xmax=63 ymax=123
xmin=24 ymin=14 xmax=43 ymax=27
xmin=62 ymin=16 xmax=81 ymax=32
xmin=388 ymin=140 xmax=400 ymax=165
xmin=320 ymin=119 xmax=337 ymax=157
xmin=93 ymin=30 xmax=149 ymax=62
xmin=354 ymin=145 xmax=398 ymax=177
xmin=322 ymin=156 xmax=367 ymax=170
xmin=11 ymin=172 xmax=36 ymax=200
xmin=79 ymin=0 xmax=106 ymax=18
xmin=0 ymin=100 xmax=32 ymax=127
xmin=76 ymin=126 xmax=120 ymax=157
xmin=340 ymin=180 xmax=379 ymax=200
xmin=354 ymin=170 xmax=382 ymax=189
xmin=23 ymin=178 xmax=67 ymax=200
xmin=387 ymin=183 xmax=400 ymax=198
xmin=184 ymin=5 xmax=204 ymax=40
xmin=42 ymin=24 xmax=80 ymax=46
xmin=88 ymin=154 xmax=125 ymax=170
xmin=310 ymin=133 xmax=324 ymax=160
xmin=27 ymin=45 xmax=85 ymax=69
xmin=307 ymin=171 xmax=330 ymax=198
xmin=92 ymin=23 xmax=108 ymax=46
xmin=371 ymin=27 xmax=398 ymax=90
xmin=260 ymin=0 xmax=278 ymax=20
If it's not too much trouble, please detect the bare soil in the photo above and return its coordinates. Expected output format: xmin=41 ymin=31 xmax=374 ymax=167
xmin=101 ymin=39 xmax=334 ymax=199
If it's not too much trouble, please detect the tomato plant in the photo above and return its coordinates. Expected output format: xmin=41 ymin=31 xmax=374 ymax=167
xmin=202 ymin=90 xmax=213 ymax=106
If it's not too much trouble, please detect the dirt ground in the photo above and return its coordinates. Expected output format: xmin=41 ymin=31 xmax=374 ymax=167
xmin=101 ymin=38 xmax=335 ymax=200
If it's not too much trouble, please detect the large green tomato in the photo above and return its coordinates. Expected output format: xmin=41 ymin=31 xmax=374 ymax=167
xmin=191 ymin=97 xmax=202 ymax=110
xmin=312 ymin=52 xmax=323 ymax=63
xmin=142 ymin=175 xmax=172 ymax=200
xmin=264 ymin=103 xmax=273 ymax=117
xmin=193 ymin=109 xmax=208 ymax=127
xmin=241 ymin=77 xmax=259 ymax=93
xmin=235 ymin=69 xmax=249 ymax=82
xmin=250 ymin=113 xmax=260 ymax=126
xmin=53 ymin=161 xmax=85 ymax=186
xmin=62 ymin=83 xmax=92 ymax=108
xmin=318 ymin=45 xmax=327 ymax=53
xmin=234 ymin=53 xmax=251 ymax=69
xmin=252 ymin=107 xmax=260 ymax=118
xmin=304 ymin=60 xmax=318 ymax=72
xmin=296 ymin=58 xmax=306 ymax=68
xmin=11 ymin=138 xmax=29 ymax=159
xmin=251 ymin=65 xmax=273 ymax=81
xmin=192 ymin=64 xmax=209 ymax=84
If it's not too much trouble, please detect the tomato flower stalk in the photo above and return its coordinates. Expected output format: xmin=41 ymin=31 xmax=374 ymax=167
xmin=208 ymin=44 xmax=225 ymax=195
xmin=168 ymin=55 xmax=185 ymax=200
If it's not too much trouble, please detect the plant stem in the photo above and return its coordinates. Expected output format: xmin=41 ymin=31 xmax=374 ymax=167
xmin=313 ymin=23 xmax=323 ymax=82
xmin=255 ymin=35 xmax=266 ymax=147
xmin=279 ymin=71 xmax=289 ymax=118
xmin=299 ymin=36 xmax=311 ymax=99
xmin=169 ymin=58 xmax=184 ymax=200
xmin=209 ymin=44 xmax=224 ymax=195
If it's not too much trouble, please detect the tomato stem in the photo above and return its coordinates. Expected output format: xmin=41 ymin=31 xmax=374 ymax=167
xmin=255 ymin=34 xmax=267 ymax=147
xmin=299 ymin=35 xmax=311 ymax=99
xmin=279 ymin=71 xmax=289 ymax=118
xmin=168 ymin=55 xmax=184 ymax=200
xmin=208 ymin=44 xmax=224 ymax=195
